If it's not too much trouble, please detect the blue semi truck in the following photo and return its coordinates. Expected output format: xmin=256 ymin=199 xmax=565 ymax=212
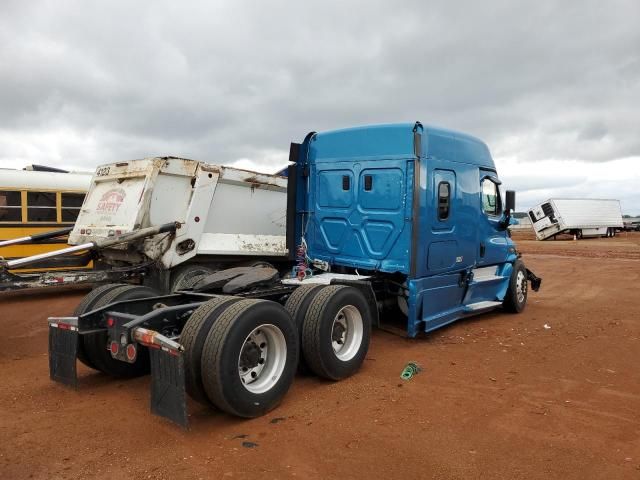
xmin=48 ymin=122 xmax=541 ymax=427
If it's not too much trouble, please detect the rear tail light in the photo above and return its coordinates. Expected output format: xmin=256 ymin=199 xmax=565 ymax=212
xmin=126 ymin=344 xmax=137 ymax=361
xmin=110 ymin=342 xmax=119 ymax=355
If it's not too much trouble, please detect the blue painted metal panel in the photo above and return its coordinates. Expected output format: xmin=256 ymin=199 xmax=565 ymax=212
xmin=309 ymin=124 xmax=416 ymax=161
xmin=463 ymin=263 xmax=513 ymax=305
xmin=295 ymin=122 xmax=514 ymax=337
xmin=305 ymin=157 xmax=414 ymax=273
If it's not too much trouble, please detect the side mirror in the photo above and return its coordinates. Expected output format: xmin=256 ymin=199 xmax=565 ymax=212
xmin=499 ymin=190 xmax=516 ymax=231
xmin=505 ymin=190 xmax=516 ymax=212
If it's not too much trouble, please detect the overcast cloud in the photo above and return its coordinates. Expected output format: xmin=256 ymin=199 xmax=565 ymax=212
xmin=1 ymin=0 xmax=639 ymax=212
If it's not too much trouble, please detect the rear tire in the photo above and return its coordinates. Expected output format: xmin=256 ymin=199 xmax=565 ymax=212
xmin=200 ymin=299 xmax=298 ymax=418
xmin=171 ymin=265 xmax=215 ymax=291
xmin=503 ymin=260 xmax=528 ymax=313
xmin=301 ymin=285 xmax=372 ymax=381
xmin=284 ymin=285 xmax=324 ymax=373
xmin=83 ymin=285 xmax=159 ymax=377
xmin=180 ymin=296 xmax=242 ymax=405
xmin=73 ymin=283 xmax=127 ymax=370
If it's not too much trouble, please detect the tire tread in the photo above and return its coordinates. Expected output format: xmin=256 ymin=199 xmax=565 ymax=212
xmin=301 ymin=285 xmax=346 ymax=380
xmin=73 ymin=283 xmax=126 ymax=316
xmin=180 ymin=296 xmax=239 ymax=405
xmin=200 ymin=299 xmax=262 ymax=416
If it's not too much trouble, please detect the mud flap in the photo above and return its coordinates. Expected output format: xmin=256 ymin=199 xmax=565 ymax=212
xmin=48 ymin=325 xmax=78 ymax=387
xmin=526 ymin=268 xmax=542 ymax=292
xmin=149 ymin=348 xmax=188 ymax=429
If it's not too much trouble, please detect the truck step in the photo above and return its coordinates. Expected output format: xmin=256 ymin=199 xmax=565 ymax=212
xmin=463 ymin=301 xmax=502 ymax=312
xmin=471 ymin=275 xmax=503 ymax=283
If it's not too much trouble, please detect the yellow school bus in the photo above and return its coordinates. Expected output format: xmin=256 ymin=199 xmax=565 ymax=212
xmin=0 ymin=167 xmax=92 ymax=271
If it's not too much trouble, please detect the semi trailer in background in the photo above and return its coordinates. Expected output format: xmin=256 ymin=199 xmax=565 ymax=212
xmin=528 ymin=198 xmax=623 ymax=240
xmin=42 ymin=122 xmax=541 ymax=427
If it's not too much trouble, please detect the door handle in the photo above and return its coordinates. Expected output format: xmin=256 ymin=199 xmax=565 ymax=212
xmin=480 ymin=242 xmax=486 ymax=257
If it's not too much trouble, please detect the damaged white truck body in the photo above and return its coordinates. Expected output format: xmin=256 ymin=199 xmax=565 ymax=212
xmin=0 ymin=157 xmax=288 ymax=291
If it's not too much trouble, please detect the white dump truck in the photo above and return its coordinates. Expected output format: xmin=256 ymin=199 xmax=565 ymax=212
xmin=0 ymin=157 xmax=289 ymax=291
xmin=528 ymin=198 xmax=624 ymax=240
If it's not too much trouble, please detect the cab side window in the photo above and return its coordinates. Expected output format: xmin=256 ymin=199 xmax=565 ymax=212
xmin=437 ymin=181 xmax=450 ymax=220
xmin=481 ymin=179 xmax=501 ymax=216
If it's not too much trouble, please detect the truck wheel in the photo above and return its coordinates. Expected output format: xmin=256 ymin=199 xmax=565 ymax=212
xmin=73 ymin=283 xmax=127 ymax=370
xmin=397 ymin=281 xmax=409 ymax=316
xmin=284 ymin=285 xmax=324 ymax=372
xmin=234 ymin=259 xmax=275 ymax=269
xmin=201 ymin=299 xmax=298 ymax=418
xmin=503 ymin=260 xmax=528 ymax=313
xmin=83 ymin=285 xmax=160 ymax=377
xmin=180 ymin=296 xmax=242 ymax=405
xmin=301 ymin=285 xmax=372 ymax=381
xmin=171 ymin=265 xmax=215 ymax=291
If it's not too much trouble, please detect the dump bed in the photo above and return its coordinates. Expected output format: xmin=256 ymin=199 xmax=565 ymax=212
xmin=69 ymin=158 xmax=196 ymax=243
xmin=69 ymin=157 xmax=287 ymax=268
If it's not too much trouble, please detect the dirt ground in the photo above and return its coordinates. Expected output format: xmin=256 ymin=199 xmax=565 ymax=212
xmin=1 ymin=232 xmax=639 ymax=479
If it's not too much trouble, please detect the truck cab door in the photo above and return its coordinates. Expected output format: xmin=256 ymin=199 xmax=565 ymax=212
xmin=424 ymin=165 xmax=477 ymax=275
xmin=415 ymin=165 xmax=480 ymax=331
xmin=477 ymin=172 xmax=509 ymax=266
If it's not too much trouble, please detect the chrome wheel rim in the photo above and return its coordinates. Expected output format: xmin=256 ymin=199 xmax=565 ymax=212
xmin=238 ymin=324 xmax=287 ymax=394
xmin=331 ymin=305 xmax=363 ymax=361
xmin=516 ymin=270 xmax=527 ymax=304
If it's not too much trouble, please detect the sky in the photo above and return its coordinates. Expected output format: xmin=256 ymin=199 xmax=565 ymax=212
xmin=1 ymin=1 xmax=639 ymax=213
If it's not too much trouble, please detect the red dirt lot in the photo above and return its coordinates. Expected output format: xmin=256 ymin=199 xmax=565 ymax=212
xmin=1 ymin=233 xmax=639 ymax=479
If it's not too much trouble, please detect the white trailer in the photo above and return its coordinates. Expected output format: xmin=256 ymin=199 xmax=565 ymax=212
xmin=528 ymin=198 xmax=623 ymax=240
xmin=1 ymin=157 xmax=289 ymax=291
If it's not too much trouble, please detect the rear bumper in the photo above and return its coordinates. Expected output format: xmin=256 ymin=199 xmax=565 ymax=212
xmin=48 ymin=316 xmax=190 ymax=428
